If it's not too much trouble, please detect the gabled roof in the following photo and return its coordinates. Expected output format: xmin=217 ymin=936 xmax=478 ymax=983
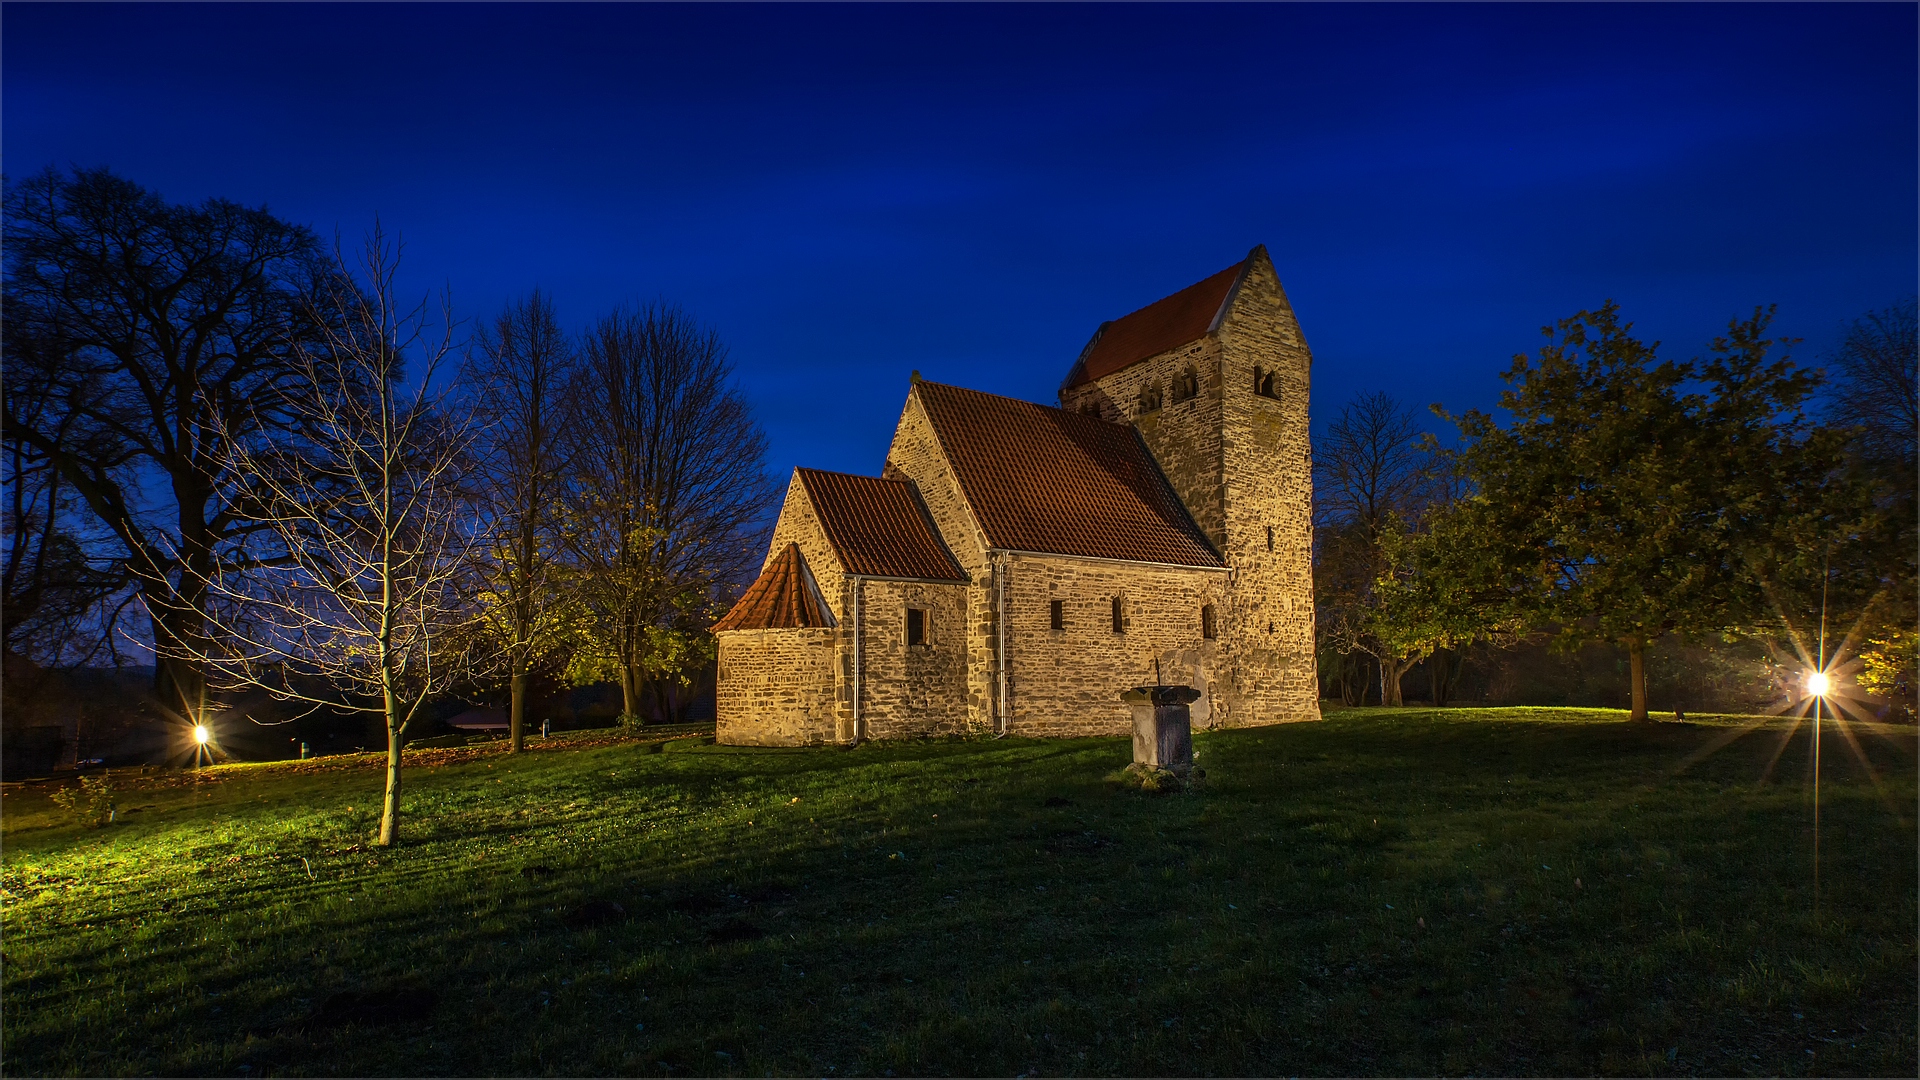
xmin=796 ymin=468 xmax=966 ymax=581
xmin=1061 ymin=257 xmax=1248 ymax=389
xmin=913 ymin=382 xmax=1223 ymax=568
xmin=712 ymin=543 xmax=834 ymax=632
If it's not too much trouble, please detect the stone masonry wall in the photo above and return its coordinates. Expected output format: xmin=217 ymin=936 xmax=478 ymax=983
xmin=1060 ymin=250 xmax=1320 ymax=727
xmin=764 ymin=472 xmax=848 ymax=624
xmin=883 ymin=387 xmax=997 ymax=730
xmin=715 ymin=627 xmax=838 ymax=746
xmin=846 ymin=578 xmax=972 ymax=739
xmin=1002 ymin=552 xmax=1227 ymax=736
xmin=1215 ymin=253 xmax=1320 ymax=724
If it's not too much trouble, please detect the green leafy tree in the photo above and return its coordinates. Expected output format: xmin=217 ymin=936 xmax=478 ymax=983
xmin=1370 ymin=499 xmax=1523 ymax=705
xmin=1448 ymin=302 xmax=1869 ymax=720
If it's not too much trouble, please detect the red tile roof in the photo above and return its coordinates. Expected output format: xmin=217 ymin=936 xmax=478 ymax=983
xmin=914 ymin=382 xmax=1223 ymax=568
xmin=796 ymin=468 xmax=967 ymax=581
xmin=712 ymin=543 xmax=834 ymax=632
xmin=1061 ymin=259 xmax=1247 ymax=389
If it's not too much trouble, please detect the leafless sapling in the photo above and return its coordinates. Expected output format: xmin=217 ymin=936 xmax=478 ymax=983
xmin=189 ymin=227 xmax=474 ymax=846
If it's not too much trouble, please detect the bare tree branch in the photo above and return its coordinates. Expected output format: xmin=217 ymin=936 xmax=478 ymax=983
xmin=176 ymin=225 xmax=474 ymax=846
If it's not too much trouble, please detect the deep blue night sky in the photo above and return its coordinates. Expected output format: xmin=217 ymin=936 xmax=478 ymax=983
xmin=7 ymin=3 xmax=1915 ymax=482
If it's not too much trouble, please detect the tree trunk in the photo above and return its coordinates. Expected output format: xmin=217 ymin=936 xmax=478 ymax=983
xmin=1433 ymin=648 xmax=1467 ymax=707
xmin=1382 ymin=656 xmax=1412 ymax=706
xmin=153 ymin=652 xmax=206 ymax=726
xmin=377 ymin=720 xmax=402 ymax=846
xmin=1627 ymin=638 xmax=1649 ymax=721
xmin=619 ymin=665 xmax=641 ymax=720
xmin=509 ymin=669 xmax=527 ymax=753
xmin=147 ymin=577 xmax=208 ymax=726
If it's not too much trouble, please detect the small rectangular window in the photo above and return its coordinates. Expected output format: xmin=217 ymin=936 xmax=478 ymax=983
xmin=1050 ymin=599 xmax=1064 ymax=631
xmin=906 ymin=607 xmax=926 ymax=647
xmin=1266 ymin=525 xmax=1274 ymax=552
xmin=1111 ymin=596 xmax=1125 ymax=634
xmin=1202 ymin=604 xmax=1217 ymax=640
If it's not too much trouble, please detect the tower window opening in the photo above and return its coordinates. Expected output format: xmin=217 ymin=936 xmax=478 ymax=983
xmin=907 ymin=607 xmax=927 ymax=647
xmin=1254 ymin=366 xmax=1280 ymax=399
xmin=1201 ymin=604 xmax=1217 ymax=640
xmin=1266 ymin=525 xmax=1274 ymax=551
xmin=1111 ymin=597 xmax=1126 ymax=634
xmin=1050 ymin=599 xmax=1065 ymax=631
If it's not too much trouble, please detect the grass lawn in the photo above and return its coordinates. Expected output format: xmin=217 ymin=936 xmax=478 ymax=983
xmin=2 ymin=707 xmax=1913 ymax=1077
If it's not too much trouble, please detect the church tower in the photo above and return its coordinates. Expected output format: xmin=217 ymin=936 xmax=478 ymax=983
xmin=1057 ymin=246 xmax=1319 ymax=725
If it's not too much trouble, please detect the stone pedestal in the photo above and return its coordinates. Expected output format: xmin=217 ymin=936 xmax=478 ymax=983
xmin=1121 ymin=685 xmax=1200 ymax=770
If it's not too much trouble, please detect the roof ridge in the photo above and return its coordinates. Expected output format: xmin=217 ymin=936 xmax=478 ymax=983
xmin=795 ymin=465 xmax=913 ymax=486
xmin=917 ymin=379 xmax=1136 ymax=432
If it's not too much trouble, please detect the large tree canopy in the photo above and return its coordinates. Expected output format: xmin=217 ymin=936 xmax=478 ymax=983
xmin=1 ymin=166 xmax=326 ymax=722
xmin=1446 ymin=302 xmax=1870 ymax=720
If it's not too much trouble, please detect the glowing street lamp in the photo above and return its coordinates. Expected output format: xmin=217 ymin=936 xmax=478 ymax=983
xmin=191 ymin=723 xmax=213 ymax=770
xmin=1805 ymin=670 xmax=1831 ymax=698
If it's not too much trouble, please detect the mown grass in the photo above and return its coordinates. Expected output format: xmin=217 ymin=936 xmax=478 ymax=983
xmin=2 ymin=707 xmax=1913 ymax=1077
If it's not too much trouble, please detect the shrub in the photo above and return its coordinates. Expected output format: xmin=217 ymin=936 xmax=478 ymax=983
xmin=49 ymin=773 xmax=115 ymax=828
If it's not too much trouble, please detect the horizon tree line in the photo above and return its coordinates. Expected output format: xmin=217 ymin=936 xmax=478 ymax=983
xmin=4 ymin=166 xmax=1913 ymax=790
xmin=2 ymin=166 xmax=775 ymax=843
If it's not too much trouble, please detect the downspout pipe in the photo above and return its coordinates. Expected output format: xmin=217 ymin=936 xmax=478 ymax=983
xmin=994 ymin=551 xmax=1010 ymax=736
xmin=851 ymin=575 xmax=864 ymax=745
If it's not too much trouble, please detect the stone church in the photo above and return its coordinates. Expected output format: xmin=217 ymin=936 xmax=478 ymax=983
xmin=713 ymin=245 xmax=1317 ymax=744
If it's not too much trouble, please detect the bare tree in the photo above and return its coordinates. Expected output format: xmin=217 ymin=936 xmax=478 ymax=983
xmin=1314 ymin=391 xmax=1436 ymax=538
xmin=1 ymin=338 xmax=136 ymax=667
xmin=568 ymin=304 xmax=773 ymax=720
xmin=1312 ymin=391 xmax=1441 ymax=705
xmin=187 ymin=228 xmax=473 ymax=846
xmin=1828 ymin=297 xmax=1917 ymax=478
xmin=461 ymin=291 xmax=579 ymax=752
xmin=2 ymin=167 xmax=326 ymax=726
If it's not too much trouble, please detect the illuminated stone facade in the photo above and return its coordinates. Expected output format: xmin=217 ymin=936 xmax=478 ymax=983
xmin=717 ymin=246 xmax=1318 ymax=745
